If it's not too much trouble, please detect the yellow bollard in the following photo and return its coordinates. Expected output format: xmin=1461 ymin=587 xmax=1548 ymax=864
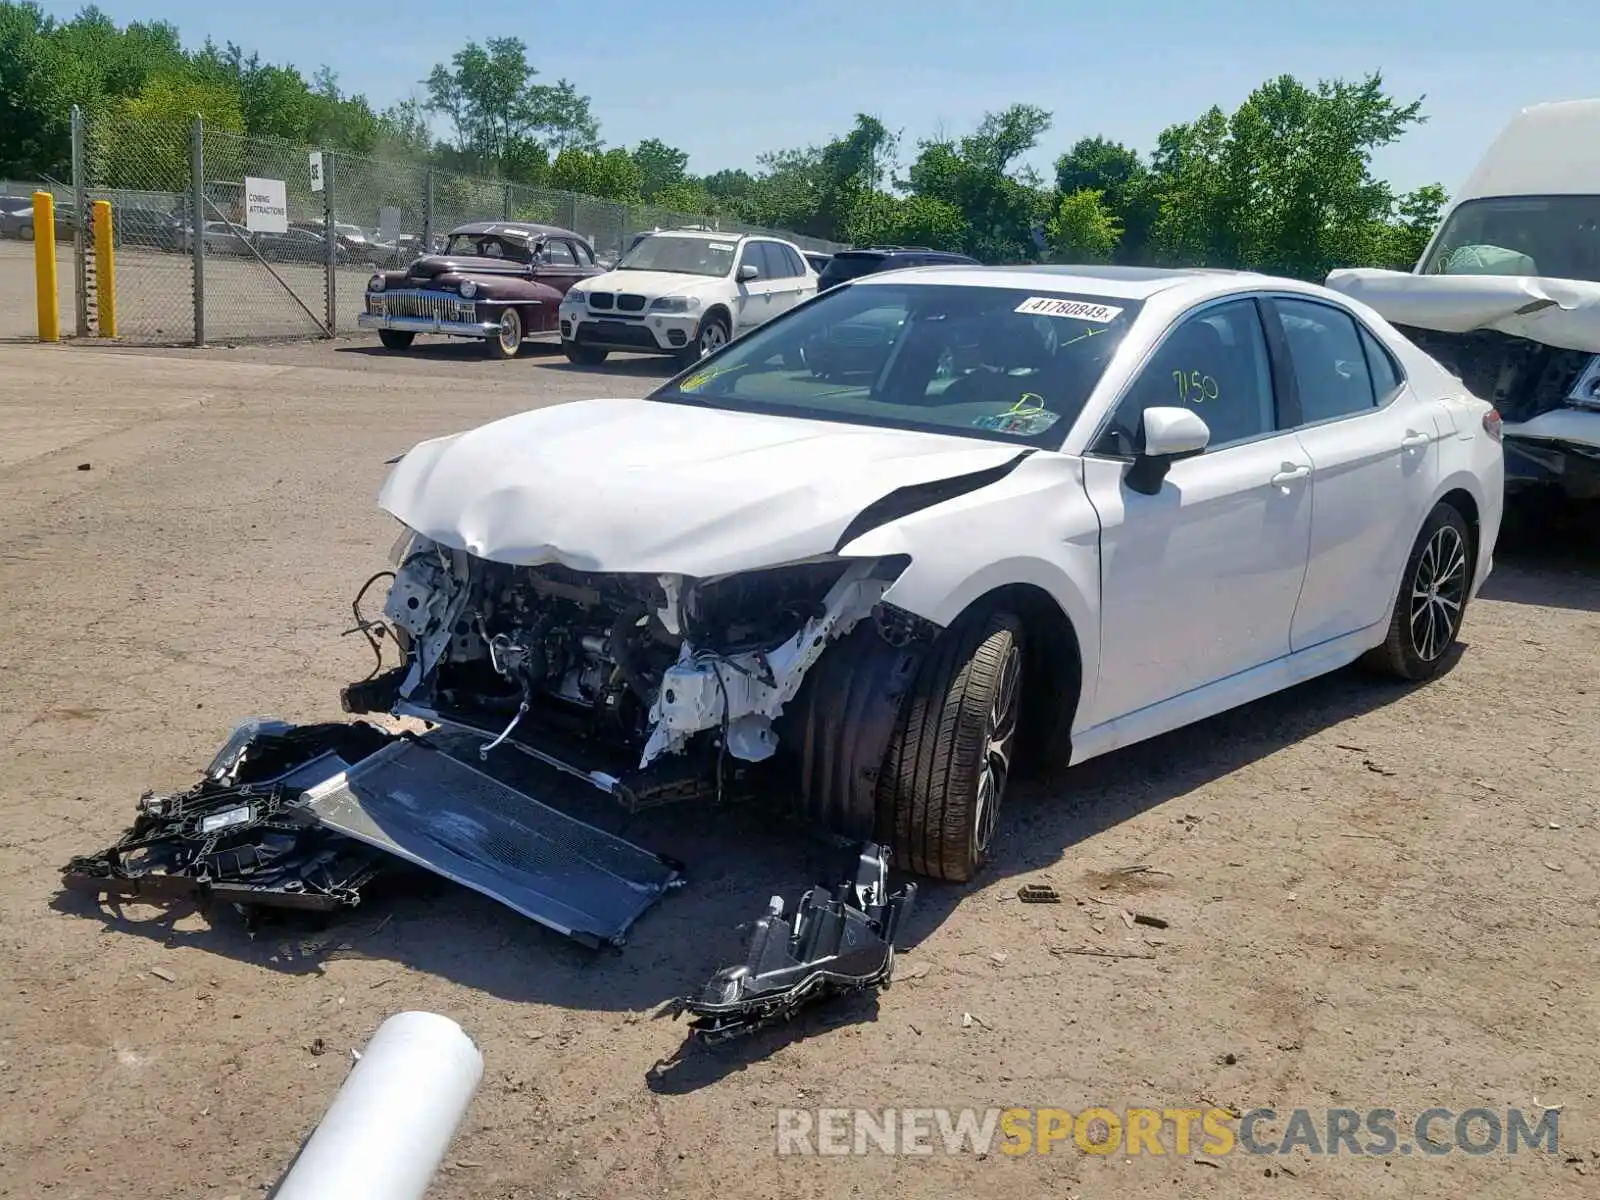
xmin=33 ymin=191 xmax=59 ymax=342
xmin=92 ymin=200 xmax=117 ymax=338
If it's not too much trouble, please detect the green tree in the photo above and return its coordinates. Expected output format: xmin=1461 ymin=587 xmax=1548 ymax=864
xmin=424 ymin=38 xmax=599 ymax=176
xmin=1046 ymin=188 xmax=1121 ymax=261
xmin=904 ymin=104 xmax=1053 ymax=260
xmin=1148 ymin=73 xmax=1427 ymax=278
xmin=103 ymin=74 xmax=243 ymax=189
xmin=630 ymin=137 xmax=689 ymax=200
xmin=549 ymin=146 xmax=642 ymax=201
xmin=1054 ymin=136 xmax=1155 ymax=263
xmin=1380 ymin=182 xmax=1448 ymax=269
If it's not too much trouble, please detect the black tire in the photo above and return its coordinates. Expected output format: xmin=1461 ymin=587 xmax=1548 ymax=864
xmin=1362 ymin=501 xmax=1473 ymax=681
xmin=677 ymin=312 xmax=730 ymax=369
xmin=18 ymin=222 xmax=34 ymax=242
xmin=876 ymin=608 xmax=1025 ymax=882
xmin=486 ymin=307 xmax=522 ymax=359
xmin=377 ymin=329 xmax=414 ymax=351
xmin=563 ymin=341 xmax=609 ymax=366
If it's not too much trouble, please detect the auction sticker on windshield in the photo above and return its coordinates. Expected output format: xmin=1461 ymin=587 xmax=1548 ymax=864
xmin=1014 ymin=296 xmax=1124 ymax=322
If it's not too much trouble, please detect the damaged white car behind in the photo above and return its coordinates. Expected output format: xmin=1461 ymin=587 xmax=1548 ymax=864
xmin=1326 ymin=98 xmax=1600 ymax=505
xmin=343 ymin=263 xmax=1505 ymax=888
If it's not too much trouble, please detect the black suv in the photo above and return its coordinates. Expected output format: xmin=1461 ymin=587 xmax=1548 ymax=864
xmin=816 ymin=246 xmax=980 ymax=290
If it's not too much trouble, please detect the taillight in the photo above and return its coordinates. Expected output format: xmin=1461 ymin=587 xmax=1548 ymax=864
xmin=1482 ymin=408 xmax=1503 ymax=442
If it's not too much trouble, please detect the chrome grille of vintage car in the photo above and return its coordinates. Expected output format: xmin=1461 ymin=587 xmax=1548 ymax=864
xmin=370 ymin=290 xmax=477 ymax=322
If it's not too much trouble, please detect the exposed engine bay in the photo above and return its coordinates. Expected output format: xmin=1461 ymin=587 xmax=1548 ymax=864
xmin=345 ymin=533 xmax=909 ymax=800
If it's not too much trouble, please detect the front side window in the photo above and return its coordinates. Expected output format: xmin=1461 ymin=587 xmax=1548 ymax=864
xmin=542 ymin=240 xmax=577 ymax=266
xmin=651 ymin=283 xmax=1143 ymax=449
xmin=1097 ymin=298 xmax=1277 ymax=455
xmin=617 ymin=235 xmax=738 ymax=277
xmin=1272 ymin=297 xmax=1378 ymax=424
xmin=1419 ymin=195 xmax=1600 ymax=283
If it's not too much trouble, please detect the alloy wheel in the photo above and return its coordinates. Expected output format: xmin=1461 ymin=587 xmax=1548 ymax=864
xmin=973 ymin=642 xmax=1022 ymax=856
xmin=698 ymin=321 xmax=727 ymax=357
xmin=1408 ymin=524 xmax=1467 ymax=662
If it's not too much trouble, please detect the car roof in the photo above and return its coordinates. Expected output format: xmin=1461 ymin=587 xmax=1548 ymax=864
xmin=446 ymin=221 xmax=584 ymax=241
xmin=852 ymin=262 xmax=1281 ymax=300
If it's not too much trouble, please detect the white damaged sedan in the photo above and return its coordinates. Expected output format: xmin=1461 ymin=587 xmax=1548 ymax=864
xmin=352 ymin=265 xmax=1504 ymax=882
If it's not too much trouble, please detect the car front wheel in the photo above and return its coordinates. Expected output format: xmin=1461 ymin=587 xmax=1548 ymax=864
xmin=487 ymin=307 xmax=523 ymax=359
xmin=377 ymin=329 xmax=414 ymax=351
xmin=876 ymin=608 xmax=1025 ymax=882
xmin=677 ymin=313 xmax=729 ymax=368
xmin=1363 ymin=501 xmax=1473 ymax=680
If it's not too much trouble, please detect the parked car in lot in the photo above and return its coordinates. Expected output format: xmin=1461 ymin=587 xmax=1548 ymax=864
xmin=805 ymin=251 xmax=834 ymax=275
xmin=358 ymin=264 xmax=1504 ymax=884
xmin=359 ymin=221 xmax=604 ymax=358
xmin=817 ymin=246 xmax=981 ymax=290
xmin=559 ymin=229 xmax=817 ymax=366
xmin=1326 ymin=98 xmax=1600 ymax=506
xmin=0 ymin=197 xmax=76 ymax=241
xmin=258 ymin=226 xmax=348 ymax=265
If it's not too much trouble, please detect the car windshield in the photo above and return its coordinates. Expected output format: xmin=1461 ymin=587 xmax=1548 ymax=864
xmin=650 ymin=282 xmax=1143 ymax=449
xmin=617 ymin=235 xmax=736 ymax=277
xmin=1419 ymin=195 xmax=1600 ymax=283
xmin=443 ymin=233 xmax=532 ymax=263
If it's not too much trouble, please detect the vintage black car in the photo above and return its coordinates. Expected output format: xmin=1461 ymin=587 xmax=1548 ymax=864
xmin=359 ymin=222 xmax=604 ymax=358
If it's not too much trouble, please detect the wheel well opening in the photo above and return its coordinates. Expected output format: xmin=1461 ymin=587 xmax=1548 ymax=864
xmin=965 ymin=583 xmax=1081 ymax=777
xmin=1439 ymin=487 xmax=1481 ymax=569
xmin=701 ymin=304 xmax=732 ymax=329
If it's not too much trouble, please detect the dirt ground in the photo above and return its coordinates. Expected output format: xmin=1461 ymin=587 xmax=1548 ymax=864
xmin=0 ymin=335 xmax=1596 ymax=1199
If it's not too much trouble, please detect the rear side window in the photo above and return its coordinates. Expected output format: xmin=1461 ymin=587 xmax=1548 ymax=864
xmin=818 ymin=254 xmax=886 ymax=287
xmin=573 ymin=240 xmax=595 ymax=266
xmin=1272 ymin=297 xmax=1377 ymax=424
xmin=1360 ymin=327 xmax=1404 ymax=403
xmin=782 ymin=245 xmax=807 ymax=276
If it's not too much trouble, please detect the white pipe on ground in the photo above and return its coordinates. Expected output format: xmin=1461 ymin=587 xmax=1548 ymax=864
xmin=274 ymin=1011 xmax=485 ymax=1200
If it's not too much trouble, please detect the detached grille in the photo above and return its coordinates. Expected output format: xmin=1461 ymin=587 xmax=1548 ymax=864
xmin=618 ymin=294 xmax=646 ymax=312
xmin=375 ymin=290 xmax=477 ymax=322
xmin=588 ymin=293 xmax=615 ymax=310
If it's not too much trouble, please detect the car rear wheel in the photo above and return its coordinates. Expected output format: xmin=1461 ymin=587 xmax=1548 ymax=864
xmin=876 ymin=608 xmax=1025 ymax=882
xmin=377 ymin=330 xmax=414 ymax=351
xmin=486 ymin=307 xmax=522 ymax=359
xmin=1363 ymin=501 xmax=1473 ymax=681
xmin=563 ymin=341 xmax=609 ymax=366
xmin=18 ymin=222 xmax=34 ymax=242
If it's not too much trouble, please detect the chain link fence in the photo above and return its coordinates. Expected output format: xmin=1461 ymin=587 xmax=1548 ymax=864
xmin=67 ymin=109 xmax=845 ymax=345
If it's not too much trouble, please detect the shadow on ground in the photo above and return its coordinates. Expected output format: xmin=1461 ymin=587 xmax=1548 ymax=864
xmin=1484 ymin=496 xmax=1600 ymax=613
xmin=332 ymin=338 xmax=679 ymax=380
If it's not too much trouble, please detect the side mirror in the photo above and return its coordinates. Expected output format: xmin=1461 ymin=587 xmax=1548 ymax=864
xmin=738 ymin=263 xmax=760 ymax=282
xmin=1126 ymin=406 xmax=1210 ymax=495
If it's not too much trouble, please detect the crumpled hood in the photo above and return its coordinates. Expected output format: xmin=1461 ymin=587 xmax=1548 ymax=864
xmin=1325 ymin=268 xmax=1600 ymax=353
xmin=378 ymin=397 xmax=1028 ymax=576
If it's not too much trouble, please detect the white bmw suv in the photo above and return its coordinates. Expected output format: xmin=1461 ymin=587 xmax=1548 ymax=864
xmin=559 ymin=229 xmax=817 ymax=367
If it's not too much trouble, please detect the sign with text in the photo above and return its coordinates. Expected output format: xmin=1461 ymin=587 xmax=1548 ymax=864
xmin=379 ymin=205 xmax=401 ymax=243
xmin=308 ymin=151 xmax=324 ymax=193
xmin=244 ymin=177 xmax=288 ymax=233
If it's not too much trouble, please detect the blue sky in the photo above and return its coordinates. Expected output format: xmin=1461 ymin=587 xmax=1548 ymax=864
xmin=42 ymin=0 xmax=1596 ymax=193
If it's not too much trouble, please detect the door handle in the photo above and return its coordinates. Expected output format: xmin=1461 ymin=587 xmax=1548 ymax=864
xmin=1270 ymin=463 xmax=1311 ymax=488
xmin=1400 ymin=430 xmax=1431 ymax=450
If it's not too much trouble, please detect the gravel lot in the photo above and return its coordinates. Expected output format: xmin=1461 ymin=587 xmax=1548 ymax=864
xmin=0 ymin=335 xmax=1596 ymax=1199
